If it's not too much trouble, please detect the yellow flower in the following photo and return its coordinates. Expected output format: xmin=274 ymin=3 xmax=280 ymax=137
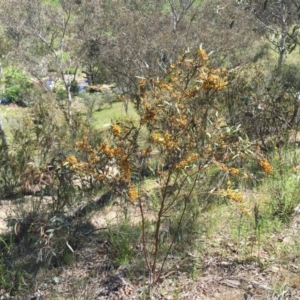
xmin=197 ymin=49 xmax=209 ymax=61
xmin=177 ymin=117 xmax=187 ymax=126
xmin=99 ymin=143 xmax=115 ymax=157
xmin=259 ymin=159 xmax=273 ymax=174
xmin=64 ymin=156 xmax=78 ymax=165
xmin=120 ymin=157 xmax=131 ymax=182
xmin=230 ymin=168 xmax=239 ymax=175
xmin=74 ymin=141 xmax=85 ymax=149
xmin=112 ymin=123 xmax=122 ymax=137
xmin=217 ymin=189 xmax=243 ymax=203
xmin=114 ymin=147 xmax=123 ymax=157
xmin=206 ymin=145 xmax=212 ymax=152
xmin=128 ymin=186 xmax=138 ymax=202
xmin=164 ymin=140 xmax=175 ymax=148
xmin=176 ymin=160 xmax=188 ymax=169
xmin=214 ymin=161 xmax=228 ymax=171
xmin=76 ymin=162 xmax=88 ymax=170
xmin=186 ymin=153 xmax=199 ymax=163
xmin=141 ymin=148 xmax=150 ymax=156
xmin=240 ymin=206 xmax=251 ymax=217
xmin=151 ymin=133 xmax=164 ymax=143
xmin=242 ymin=172 xmax=249 ymax=180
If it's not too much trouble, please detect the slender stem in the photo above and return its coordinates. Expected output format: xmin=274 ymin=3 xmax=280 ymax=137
xmin=156 ymin=170 xmax=200 ymax=284
xmin=151 ymin=167 xmax=172 ymax=283
xmin=138 ymin=192 xmax=151 ymax=277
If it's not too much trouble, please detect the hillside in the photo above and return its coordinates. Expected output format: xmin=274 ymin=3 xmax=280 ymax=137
xmin=0 ymin=1 xmax=300 ymax=299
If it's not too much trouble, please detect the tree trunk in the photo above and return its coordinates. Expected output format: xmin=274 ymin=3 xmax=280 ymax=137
xmin=277 ymin=0 xmax=288 ymax=69
xmin=0 ymin=62 xmax=8 ymax=151
xmin=67 ymin=85 xmax=72 ymax=128
xmin=0 ymin=115 xmax=8 ymax=150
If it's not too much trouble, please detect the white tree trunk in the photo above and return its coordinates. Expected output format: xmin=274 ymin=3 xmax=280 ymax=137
xmin=0 ymin=114 xmax=8 ymax=150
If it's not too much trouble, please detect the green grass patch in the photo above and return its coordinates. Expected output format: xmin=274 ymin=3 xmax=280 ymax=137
xmin=0 ymin=106 xmax=29 ymax=142
xmin=92 ymin=101 xmax=139 ymax=129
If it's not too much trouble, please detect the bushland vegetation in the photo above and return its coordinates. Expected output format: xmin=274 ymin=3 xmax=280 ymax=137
xmin=0 ymin=0 xmax=300 ymax=299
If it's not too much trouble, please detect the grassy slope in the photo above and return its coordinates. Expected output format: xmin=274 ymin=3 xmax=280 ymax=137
xmin=0 ymin=105 xmax=28 ymax=143
xmin=1 ymin=41 xmax=300 ymax=299
xmin=0 ymin=100 xmax=138 ymax=137
xmin=92 ymin=101 xmax=138 ymax=129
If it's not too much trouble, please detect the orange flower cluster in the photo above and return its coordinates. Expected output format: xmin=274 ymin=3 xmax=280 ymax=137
xmin=259 ymin=159 xmax=273 ymax=174
xmin=177 ymin=117 xmax=188 ymax=126
xmin=183 ymin=89 xmax=199 ymax=98
xmin=98 ymin=143 xmax=116 ymax=158
xmin=150 ymin=132 xmax=178 ymax=150
xmin=168 ymin=116 xmax=188 ymax=127
xmin=240 ymin=205 xmax=251 ymax=217
xmin=74 ymin=139 xmax=93 ymax=152
xmin=229 ymin=168 xmax=240 ymax=175
xmin=62 ymin=155 xmax=79 ymax=171
xmin=112 ymin=123 xmax=122 ymax=137
xmin=151 ymin=133 xmax=164 ymax=143
xmin=128 ymin=186 xmax=138 ymax=202
xmin=88 ymin=152 xmax=99 ymax=165
xmin=197 ymin=49 xmax=209 ymax=61
xmin=199 ymin=70 xmax=228 ymax=91
xmin=176 ymin=153 xmax=199 ymax=170
xmin=74 ymin=141 xmax=85 ymax=149
xmin=205 ymin=145 xmax=212 ymax=153
xmin=64 ymin=155 xmax=78 ymax=165
xmin=217 ymin=189 xmax=244 ymax=203
xmin=176 ymin=160 xmax=189 ymax=170
xmin=75 ymin=139 xmax=133 ymax=185
xmin=163 ymin=133 xmax=176 ymax=149
xmin=73 ymin=48 xmax=234 ymax=207
xmin=120 ymin=156 xmax=131 ymax=183
xmin=214 ymin=161 xmax=228 ymax=172
xmin=186 ymin=153 xmax=199 ymax=163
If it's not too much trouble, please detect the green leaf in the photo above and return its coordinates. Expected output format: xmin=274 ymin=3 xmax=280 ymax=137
xmin=66 ymin=241 xmax=74 ymax=253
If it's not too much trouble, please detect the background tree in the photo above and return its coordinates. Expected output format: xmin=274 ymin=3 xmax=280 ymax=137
xmin=0 ymin=0 xmax=81 ymax=128
xmin=76 ymin=0 xmax=258 ymax=106
xmin=242 ymin=0 xmax=300 ymax=68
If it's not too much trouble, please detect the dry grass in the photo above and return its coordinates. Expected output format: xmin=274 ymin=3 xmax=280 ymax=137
xmin=1 ymin=170 xmax=300 ymax=299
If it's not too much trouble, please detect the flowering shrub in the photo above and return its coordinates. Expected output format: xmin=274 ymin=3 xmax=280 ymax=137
xmin=62 ymin=47 xmax=270 ymax=283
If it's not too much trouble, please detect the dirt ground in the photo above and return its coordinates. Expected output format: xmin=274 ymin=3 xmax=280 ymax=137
xmin=1 ymin=198 xmax=300 ymax=300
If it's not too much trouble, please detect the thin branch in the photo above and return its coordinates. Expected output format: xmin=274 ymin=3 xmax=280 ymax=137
xmin=33 ymin=29 xmax=58 ymax=58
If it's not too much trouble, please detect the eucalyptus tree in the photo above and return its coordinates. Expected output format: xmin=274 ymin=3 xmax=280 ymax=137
xmin=0 ymin=0 xmax=82 ymax=128
xmin=242 ymin=0 xmax=300 ymax=68
xmin=75 ymin=0 xmax=203 ymax=111
xmin=0 ymin=0 xmax=259 ymax=113
xmin=76 ymin=0 xmax=256 ymax=106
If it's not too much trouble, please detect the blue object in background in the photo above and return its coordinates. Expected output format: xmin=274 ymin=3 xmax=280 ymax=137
xmin=0 ymin=97 xmax=9 ymax=104
xmin=78 ymin=80 xmax=88 ymax=92
xmin=45 ymin=78 xmax=54 ymax=91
